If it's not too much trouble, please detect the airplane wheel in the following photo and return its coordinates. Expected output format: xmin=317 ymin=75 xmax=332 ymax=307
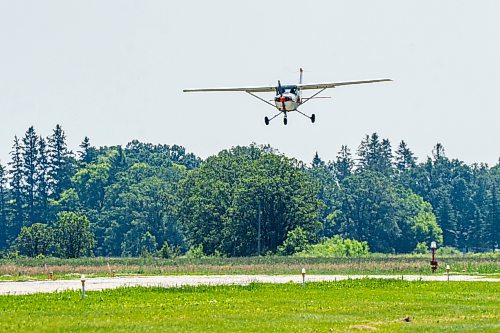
xmin=264 ymin=117 xmax=270 ymax=125
xmin=311 ymin=114 xmax=316 ymax=123
xmin=283 ymin=117 xmax=288 ymax=125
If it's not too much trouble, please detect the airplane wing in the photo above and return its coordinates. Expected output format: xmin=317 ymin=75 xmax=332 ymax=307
xmin=184 ymin=79 xmax=392 ymax=92
xmin=183 ymin=85 xmax=276 ymax=93
xmin=297 ymin=79 xmax=392 ymax=90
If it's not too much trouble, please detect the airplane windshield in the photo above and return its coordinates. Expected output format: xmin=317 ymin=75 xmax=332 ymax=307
xmin=278 ymin=85 xmax=297 ymax=94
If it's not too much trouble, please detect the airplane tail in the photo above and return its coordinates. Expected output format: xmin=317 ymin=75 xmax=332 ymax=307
xmin=299 ymin=68 xmax=304 ymax=84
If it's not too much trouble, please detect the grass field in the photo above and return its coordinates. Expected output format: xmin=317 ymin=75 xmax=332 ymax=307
xmin=1 ymin=254 xmax=498 ymax=281
xmin=0 ymin=279 xmax=498 ymax=332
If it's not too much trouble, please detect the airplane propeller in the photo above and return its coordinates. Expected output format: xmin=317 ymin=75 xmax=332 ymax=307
xmin=277 ymin=80 xmax=287 ymax=125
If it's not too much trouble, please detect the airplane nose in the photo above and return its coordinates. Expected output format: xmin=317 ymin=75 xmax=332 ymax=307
xmin=279 ymin=96 xmax=286 ymax=102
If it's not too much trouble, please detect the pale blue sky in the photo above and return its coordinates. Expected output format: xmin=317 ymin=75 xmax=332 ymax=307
xmin=1 ymin=0 xmax=499 ymax=166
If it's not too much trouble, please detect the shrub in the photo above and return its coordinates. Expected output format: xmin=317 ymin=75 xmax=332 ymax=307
xmin=413 ymin=242 xmax=428 ymax=254
xmin=295 ymin=235 xmax=369 ymax=257
xmin=277 ymin=227 xmax=312 ymax=255
xmin=159 ymin=241 xmax=180 ymax=259
xmin=436 ymin=246 xmax=462 ymax=255
xmin=185 ymin=244 xmax=205 ymax=259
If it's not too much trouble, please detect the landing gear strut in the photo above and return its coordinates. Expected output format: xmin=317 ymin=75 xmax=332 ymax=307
xmin=264 ymin=110 xmax=314 ymax=126
xmin=264 ymin=113 xmax=281 ymax=125
xmin=296 ymin=109 xmax=316 ymax=124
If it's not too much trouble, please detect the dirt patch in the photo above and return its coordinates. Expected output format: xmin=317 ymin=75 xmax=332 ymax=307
xmin=350 ymin=325 xmax=377 ymax=330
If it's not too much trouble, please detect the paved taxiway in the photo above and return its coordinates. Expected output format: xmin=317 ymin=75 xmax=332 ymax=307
xmin=1 ymin=274 xmax=499 ymax=295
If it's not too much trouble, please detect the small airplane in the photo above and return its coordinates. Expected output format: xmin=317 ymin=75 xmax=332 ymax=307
xmin=183 ymin=69 xmax=391 ymax=125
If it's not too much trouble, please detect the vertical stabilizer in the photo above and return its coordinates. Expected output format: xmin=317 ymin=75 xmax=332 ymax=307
xmin=299 ymin=68 xmax=304 ymax=84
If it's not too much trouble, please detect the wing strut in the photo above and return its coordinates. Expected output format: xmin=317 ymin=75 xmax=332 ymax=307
xmin=300 ymin=88 xmax=327 ymax=106
xmin=246 ymin=91 xmax=278 ymax=109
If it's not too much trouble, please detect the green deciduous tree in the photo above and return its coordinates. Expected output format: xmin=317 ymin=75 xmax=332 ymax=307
xmin=125 ymin=140 xmax=201 ymax=170
xmin=334 ymin=171 xmax=442 ymax=253
xmin=177 ymin=145 xmax=322 ymax=256
xmin=99 ymin=162 xmax=184 ymax=256
xmin=16 ymin=223 xmax=55 ymax=257
xmin=400 ymin=193 xmax=443 ymax=252
xmin=54 ymin=211 xmax=95 ymax=258
xmin=72 ymin=162 xmax=110 ymax=211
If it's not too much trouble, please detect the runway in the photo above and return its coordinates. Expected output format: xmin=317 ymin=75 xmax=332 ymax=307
xmin=1 ymin=274 xmax=498 ymax=295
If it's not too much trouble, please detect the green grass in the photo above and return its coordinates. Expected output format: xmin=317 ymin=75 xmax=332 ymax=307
xmin=0 ymin=280 xmax=498 ymax=332
xmin=0 ymin=253 xmax=498 ymax=281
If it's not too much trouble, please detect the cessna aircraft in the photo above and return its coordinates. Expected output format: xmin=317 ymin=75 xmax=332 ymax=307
xmin=183 ymin=69 xmax=391 ymax=125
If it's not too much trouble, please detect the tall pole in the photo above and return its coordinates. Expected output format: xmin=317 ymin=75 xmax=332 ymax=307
xmin=431 ymin=248 xmax=437 ymax=273
xmin=430 ymin=241 xmax=438 ymax=273
xmin=257 ymin=200 xmax=261 ymax=256
xmin=81 ymin=275 xmax=86 ymax=300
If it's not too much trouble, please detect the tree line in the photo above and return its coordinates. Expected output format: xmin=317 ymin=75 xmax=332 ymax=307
xmin=0 ymin=126 xmax=497 ymax=258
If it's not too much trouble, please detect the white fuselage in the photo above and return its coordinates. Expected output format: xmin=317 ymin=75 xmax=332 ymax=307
xmin=274 ymin=91 xmax=302 ymax=111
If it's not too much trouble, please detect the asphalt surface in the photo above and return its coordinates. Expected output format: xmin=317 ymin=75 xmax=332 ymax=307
xmin=1 ymin=274 xmax=499 ymax=295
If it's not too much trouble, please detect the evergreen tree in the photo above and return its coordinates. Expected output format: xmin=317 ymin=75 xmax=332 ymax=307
xmin=432 ymin=143 xmax=446 ymax=161
xmin=47 ymin=124 xmax=72 ymax=199
xmin=78 ymin=136 xmax=95 ymax=164
xmin=484 ymin=182 xmax=499 ymax=249
xmin=432 ymin=189 xmax=458 ymax=247
xmin=380 ymin=138 xmax=393 ymax=175
xmin=335 ymin=171 xmax=442 ymax=253
xmin=309 ymin=155 xmax=337 ymax=238
xmin=21 ymin=126 xmax=38 ymax=225
xmin=0 ymin=163 xmax=8 ymax=249
xmin=450 ymin=177 xmax=475 ymax=251
xmin=312 ymin=152 xmax=324 ymax=168
xmin=395 ymin=140 xmax=416 ymax=172
xmin=333 ymin=145 xmax=354 ymax=182
xmin=9 ymin=136 xmax=24 ymax=240
xmin=356 ymin=133 xmax=392 ymax=175
xmin=356 ymin=134 xmax=370 ymax=170
xmin=367 ymin=133 xmax=382 ymax=170
xmin=36 ymin=136 xmax=50 ymax=223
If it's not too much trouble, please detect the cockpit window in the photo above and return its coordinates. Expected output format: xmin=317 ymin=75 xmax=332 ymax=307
xmin=278 ymin=85 xmax=298 ymax=94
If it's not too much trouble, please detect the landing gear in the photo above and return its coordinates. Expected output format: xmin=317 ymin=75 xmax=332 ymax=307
xmin=264 ymin=110 xmax=313 ymax=126
xmin=296 ymin=108 xmax=315 ymax=124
